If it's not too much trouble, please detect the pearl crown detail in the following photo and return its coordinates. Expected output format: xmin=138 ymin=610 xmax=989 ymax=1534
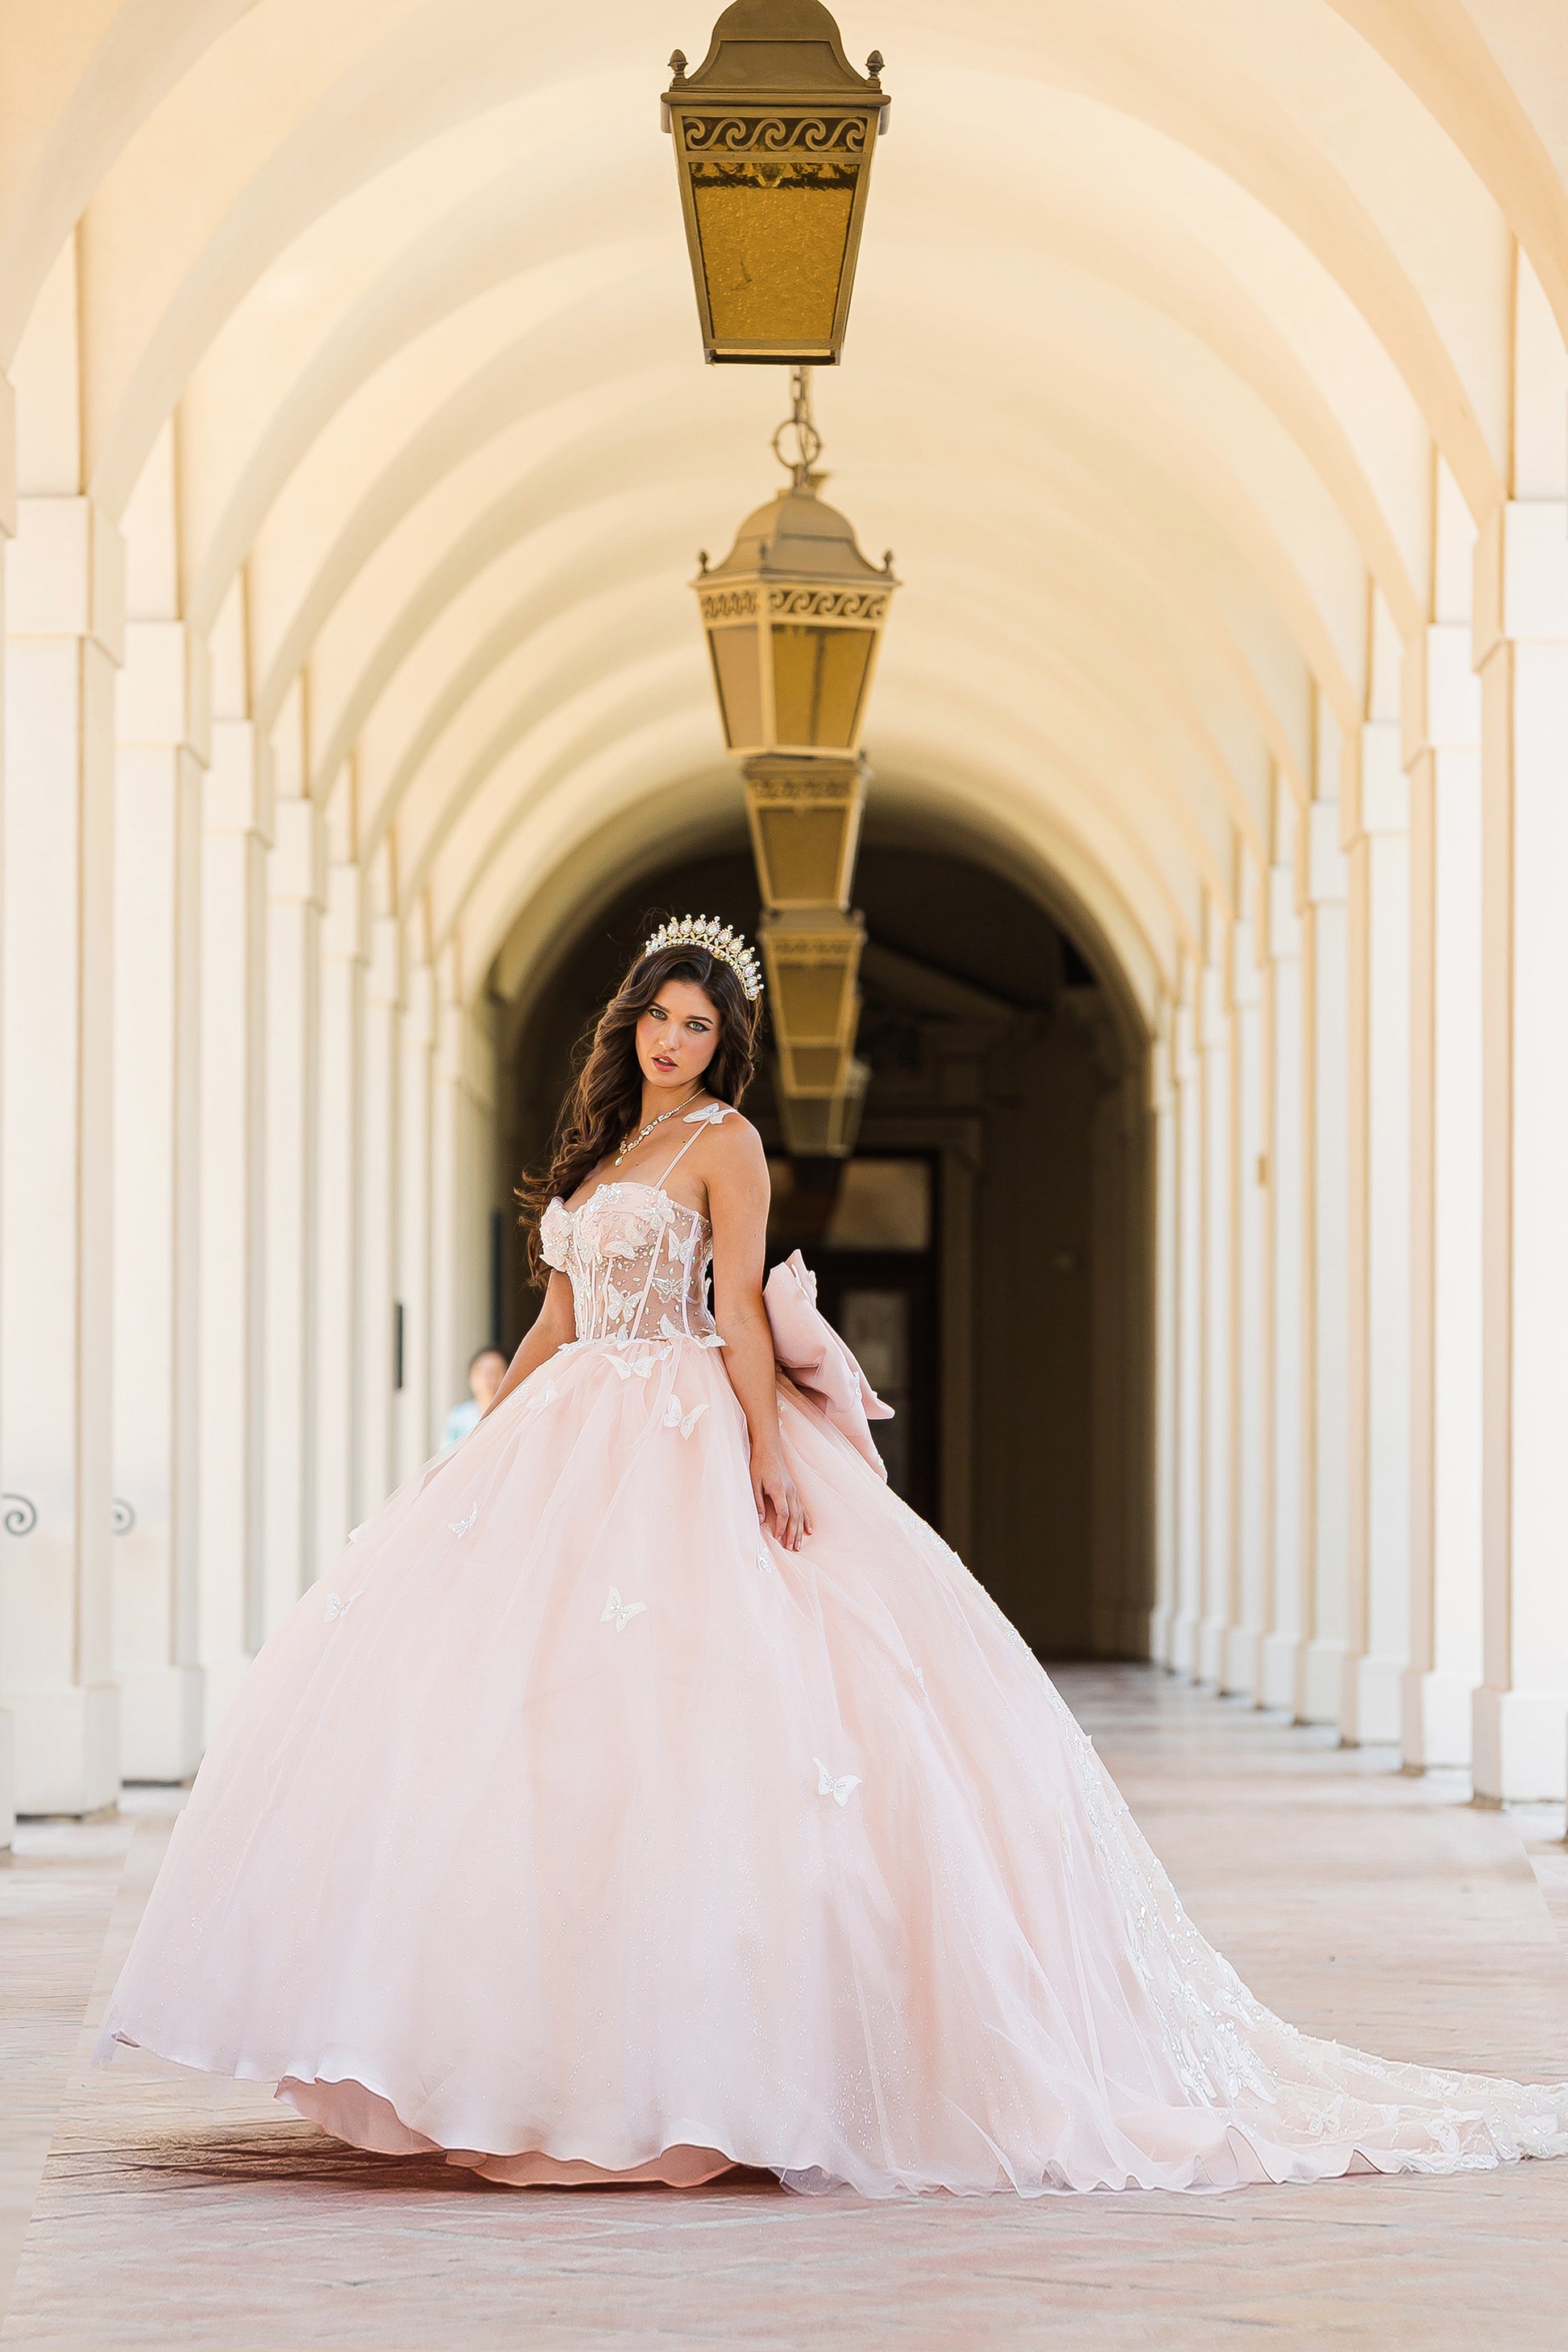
xmin=643 ymin=914 xmax=764 ymax=1001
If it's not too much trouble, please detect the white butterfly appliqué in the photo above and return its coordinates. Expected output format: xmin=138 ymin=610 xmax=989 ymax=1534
xmin=448 ymin=1504 xmax=477 ymax=1537
xmin=601 ymin=1587 xmax=648 ymax=1634
xmin=324 ymin=1591 xmax=361 ymax=1625
xmin=662 ymin=1393 xmax=708 ymax=1439
xmin=521 ymin=1379 xmax=558 ymax=1414
xmin=607 ymin=1353 xmax=654 ymax=1383
xmin=815 ymin=1757 xmax=861 ymax=1807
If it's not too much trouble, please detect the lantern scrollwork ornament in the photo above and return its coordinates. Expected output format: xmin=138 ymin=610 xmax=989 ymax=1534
xmin=662 ymin=1 xmax=889 ymax=365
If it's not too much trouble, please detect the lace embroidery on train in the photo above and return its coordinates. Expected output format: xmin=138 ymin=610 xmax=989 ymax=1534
xmin=540 ymin=1108 xmax=732 ymax=1347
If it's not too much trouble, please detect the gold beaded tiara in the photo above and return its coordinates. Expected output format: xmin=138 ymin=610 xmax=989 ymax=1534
xmin=643 ymin=914 xmax=764 ymax=1001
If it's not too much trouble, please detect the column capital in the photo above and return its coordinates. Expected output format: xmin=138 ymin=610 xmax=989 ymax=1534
xmin=0 ymin=373 xmax=15 ymax=537
xmin=268 ymin=796 xmax=324 ymax=909
xmin=320 ymin=862 xmax=365 ymax=962
xmin=367 ymin=911 xmax=404 ymax=1010
xmin=8 ymin=496 xmax=123 ymax=660
xmin=404 ymin=960 xmax=437 ymax=1049
xmin=118 ymin=620 xmax=211 ymax=765
xmin=1344 ymin=720 xmax=1408 ymax=841
xmin=1306 ymin=800 xmax=1348 ymax=905
xmin=1474 ymin=499 xmax=1568 ymax=664
xmin=204 ymin=719 xmax=272 ymax=841
xmin=1403 ymin=624 xmax=1480 ymax=765
xmin=1266 ymin=864 xmax=1302 ymax=961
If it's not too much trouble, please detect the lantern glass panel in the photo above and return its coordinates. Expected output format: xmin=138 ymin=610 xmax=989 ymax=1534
xmin=770 ymin=623 xmax=873 ymax=749
xmin=754 ymin=805 xmax=847 ymax=902
xmin=707 ymin=627 xmax=764 ymax=751
xmin=776 ymin=960 xmax=851 ymax=1036
xmin=786 ymin=1043 xmax=848 ymax=1089
xmin=692 ymin=159 xmax=860 ymax=349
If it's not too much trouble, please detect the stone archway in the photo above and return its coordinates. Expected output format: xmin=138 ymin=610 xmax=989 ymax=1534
xmin=493 ymin=822 xmax=1153 ymax=1661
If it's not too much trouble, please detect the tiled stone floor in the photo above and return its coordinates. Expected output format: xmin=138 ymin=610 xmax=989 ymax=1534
xmin=2 ymin=1665 xmax=1566 ymax=2350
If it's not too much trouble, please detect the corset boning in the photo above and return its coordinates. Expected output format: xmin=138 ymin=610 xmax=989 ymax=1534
xmin=539 ymin=1184 xmax=720 ymax=1346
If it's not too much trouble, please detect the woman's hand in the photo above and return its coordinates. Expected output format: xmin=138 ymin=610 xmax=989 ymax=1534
xmin=753 ymin=1451 xmax=811 ymax=1552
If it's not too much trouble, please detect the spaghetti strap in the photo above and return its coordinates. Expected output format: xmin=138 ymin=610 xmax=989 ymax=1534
xmin=654 ymin=1102 xmax=734 ymax=1189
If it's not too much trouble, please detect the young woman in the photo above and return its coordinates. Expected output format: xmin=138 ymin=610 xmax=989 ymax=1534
xmin=101 ymin=917 xmax=1568 ymax=2195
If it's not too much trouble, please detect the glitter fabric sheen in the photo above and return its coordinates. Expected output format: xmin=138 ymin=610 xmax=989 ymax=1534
xmin=97 ymin=1159 xmax=1568 ymax=2195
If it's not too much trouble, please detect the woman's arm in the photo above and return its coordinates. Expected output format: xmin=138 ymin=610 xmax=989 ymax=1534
xmin=480 ymin=1271 xmax=575 ymax=1419
xmin=707 ymin=1122 xmax=811 ymax=1551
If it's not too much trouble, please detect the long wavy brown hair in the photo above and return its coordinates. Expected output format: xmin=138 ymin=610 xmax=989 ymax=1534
xmin=517 ymin=934 xmax=763 ymax=1284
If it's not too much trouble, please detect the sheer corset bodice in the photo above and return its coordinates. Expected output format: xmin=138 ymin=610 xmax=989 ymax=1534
xmin=539 ymin=1105 xmax=733 ymax=1349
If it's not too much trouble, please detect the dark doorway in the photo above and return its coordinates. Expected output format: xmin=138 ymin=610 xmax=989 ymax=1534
xmin=495 ymin=831 xmax=1151 ymax=1662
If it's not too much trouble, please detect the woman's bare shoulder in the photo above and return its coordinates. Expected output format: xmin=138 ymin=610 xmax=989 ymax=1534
xmin=703 ymin=1105 xmax=769 ymax=1180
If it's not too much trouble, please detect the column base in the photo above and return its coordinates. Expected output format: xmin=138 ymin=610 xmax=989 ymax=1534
xmin=1197 ymin=1615 xmax=1228 ymax=1686
xmin=1400 ymin=1667 xmax=1476 ymax=1769
xmin=3 ymin=1682 xmax=120 ymax=1815
xmin=1258 ymin=1632 xmax=1300 ymax=1710
xmin=1339 ymin=1651 xmax=1404 ymax=1746
xmin=1471 ymin=1684 xmax=1568 ymax=1803
xmin=1169 ymin=1609 xmax=1200 ymax=1676
xmin=0 ymin=1709 xmax=13 ymax=1848
xmin=1221 ymin=1624 xmax=1261 ymax=1697
xmin=1148 ymin=1606 xmax=1175 ymax=1668
xmin=202 ymin=1650 xmax=254 ymax=1746
xmin=1296 ymin=1637 xmax=1345 ymax=1726
xmin=118 ymin=1664 xmax=205 ymax=1783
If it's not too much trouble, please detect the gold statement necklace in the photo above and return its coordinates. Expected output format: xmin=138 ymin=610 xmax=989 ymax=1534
xmin=613 ymin=1086 xmax=706 ymax=1168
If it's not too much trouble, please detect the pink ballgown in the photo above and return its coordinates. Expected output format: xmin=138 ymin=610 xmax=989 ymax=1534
xmin=99 ymin=1107 xmax=1568 ymax=2193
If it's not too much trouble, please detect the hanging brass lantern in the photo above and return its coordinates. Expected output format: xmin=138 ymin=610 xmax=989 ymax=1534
xmin=775 ymin=1057 xmax=870 ymax=1156
xmin=743 ymin=750 xmax=865 ymax=910
xmin=759 ymin=906 xmax=865 ymax=1095
xmin=695 ymin=369 xmax=896 ymax=761
xmin=662 ymin=2 xmax=889 ymax=366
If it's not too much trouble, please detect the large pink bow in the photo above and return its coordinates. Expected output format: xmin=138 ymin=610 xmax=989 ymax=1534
xmin=763 ymin=1249 xmax=894 ymax=1480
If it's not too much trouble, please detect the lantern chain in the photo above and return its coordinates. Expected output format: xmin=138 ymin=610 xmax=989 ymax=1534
xmin=772 ymin=367 xmax=823 ymax=490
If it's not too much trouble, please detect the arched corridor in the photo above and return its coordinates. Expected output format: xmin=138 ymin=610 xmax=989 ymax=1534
xmin=2 ymin=0 xmax=1567 ymax=1843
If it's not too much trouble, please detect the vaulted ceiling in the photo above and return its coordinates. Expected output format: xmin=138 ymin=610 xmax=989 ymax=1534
xmin=6 ymin=0 xmax=1568 ymax=1025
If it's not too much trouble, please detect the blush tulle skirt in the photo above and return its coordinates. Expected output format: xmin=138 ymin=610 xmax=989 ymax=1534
xmin=97 ymin=1336 xmax=1568 ymax=2194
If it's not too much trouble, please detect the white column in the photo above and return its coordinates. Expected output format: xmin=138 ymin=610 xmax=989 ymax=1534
xmin=1341 ymin=702 xmax=1412 ymax=1745
xmin=316 ymin=861 xmax=363 ymax=1563
xmin=1474 ymin=497 xmax=1568 ymax=1800
xmin=1224 ymin=860 xmax=1267 ymax=1695
xmin=1297 ymin=743 xmax=1350 ymax=1725
xmin=1259 ymin=796 xmax=1305 ymax=1707
xmin=261 ymin=795 xmax=322 ymax=1635
xmin=199 ymin=717 xmax=268 ymax=1721
xmin=1403 ymin=620 xmax=1483 ymax=1767
xmin=1 ymin=496 xmax=123 ymax=1811
xmin=429 ymin=948 xmax=468 ymax=1445
xmin=1171 ymin=977 xmax=1202 ymax=1676
xmin=396 ymin=956 xmax=436 ymax=1482
xmin=358 ymin=906 xmax=401 ymax=1514
xmin=0 ymin=368 xmax=14 ymax=1845
xmin=112 ymin=620 xmax=209 ymax=1779
xmin=1197 ymin=907 xmax=1234 ymax=1686
xmin=1148 ymin=1024 xmax=1179 ymax=1667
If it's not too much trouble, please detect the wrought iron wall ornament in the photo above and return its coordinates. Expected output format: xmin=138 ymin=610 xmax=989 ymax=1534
xmin=2 ymin=1493 xmax=37 ymax=1536
xmin=663 ymin=1 xmax=888 ymax=364
xmin=112 ymin=1498 xmax=136 ymax=1534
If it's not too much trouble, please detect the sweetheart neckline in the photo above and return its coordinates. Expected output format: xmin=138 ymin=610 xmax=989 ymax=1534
xmin=551 ymin=1179 xmax=710 ymax=1229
